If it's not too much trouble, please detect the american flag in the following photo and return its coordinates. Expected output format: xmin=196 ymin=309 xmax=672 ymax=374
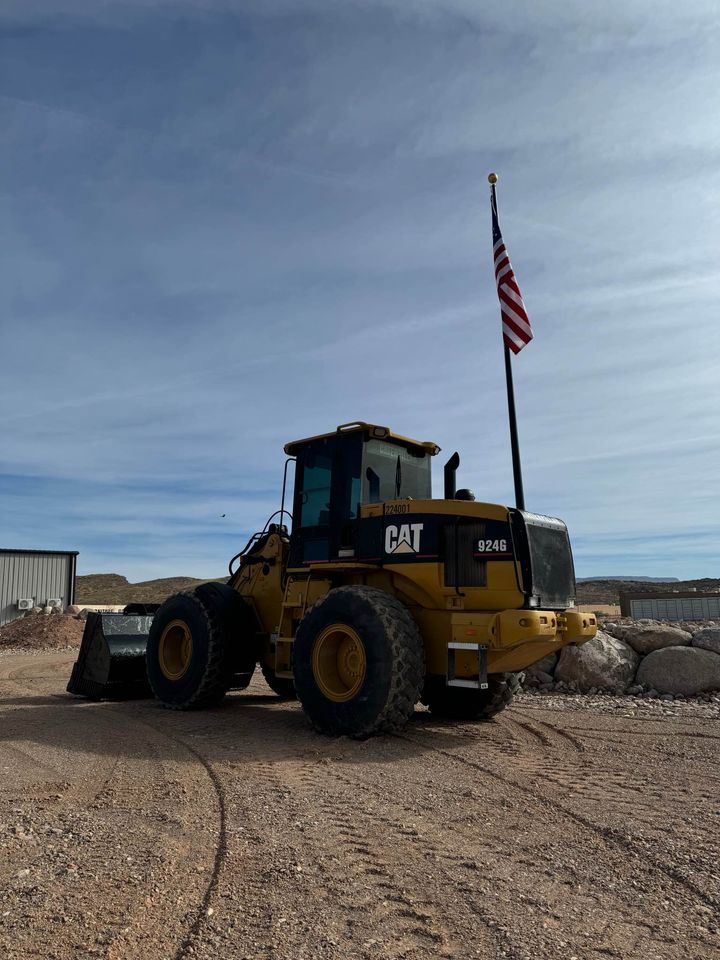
xmin=492 ymin=189 xmax=533 ymax=354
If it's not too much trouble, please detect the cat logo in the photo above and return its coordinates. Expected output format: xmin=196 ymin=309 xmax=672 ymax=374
xmin=385 ymin=523 xmax=424 ymax=555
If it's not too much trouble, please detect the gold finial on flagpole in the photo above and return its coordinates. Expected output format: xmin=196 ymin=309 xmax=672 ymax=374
xmin=488 ymin=172 xmax=498 ymax=184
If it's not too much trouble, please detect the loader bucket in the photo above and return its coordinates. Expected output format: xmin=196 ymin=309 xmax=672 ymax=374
xmin=67 ymin=612 xmax=153 ymax=700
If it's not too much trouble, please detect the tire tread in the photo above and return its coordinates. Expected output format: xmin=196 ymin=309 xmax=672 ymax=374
xmin=296 ymin=585 xmax=425 ymax=738
xmin=422 ymin=672 xmax=520 ymax=721
xmin=147 ymin=589 xmax=233 ymax=710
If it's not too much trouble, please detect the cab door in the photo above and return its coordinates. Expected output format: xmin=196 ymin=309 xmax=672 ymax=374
xmin=288 ymin=434 xmax=363 ymax=567
xmin=289 ymin=441 xmax=333 ymax=567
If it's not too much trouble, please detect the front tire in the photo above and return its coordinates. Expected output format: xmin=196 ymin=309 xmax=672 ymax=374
xmin=422 ymin=673 xmax=521 ymax=721
xmin=293 ymin=586 xmax=424 ymax=738
xmin=146 ymin=584 xmax=257 ymax=709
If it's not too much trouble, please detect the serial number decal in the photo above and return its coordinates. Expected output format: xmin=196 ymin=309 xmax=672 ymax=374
xmin=384 ymin=503 xmax=411 ymax=515
xmin=476 ymin=539 xmax=509 ymax=553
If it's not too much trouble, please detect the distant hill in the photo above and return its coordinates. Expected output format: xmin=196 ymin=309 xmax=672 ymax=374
xmin=577 ymin=576 xmax=679 ymax=583
xmin=77 ymin=572 xmax=717 ymax=609
xmin=577 ymin=578 xmax=720 ymax=605
xmin=76 ymin=573 xmax=228 ymax=605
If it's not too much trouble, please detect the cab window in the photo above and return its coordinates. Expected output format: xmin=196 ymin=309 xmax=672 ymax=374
xmin=299 ymin=451 xmax=332 ymax=527
xmin=362 ymin=440 xmax=431 ymax=503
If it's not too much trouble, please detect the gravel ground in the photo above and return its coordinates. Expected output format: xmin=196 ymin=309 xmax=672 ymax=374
xmin=1 ymin=650 xmax=718 ymax=960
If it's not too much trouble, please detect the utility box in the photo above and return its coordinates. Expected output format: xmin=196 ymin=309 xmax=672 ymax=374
xmin=0 ymin=549 xmax=79 ymax=628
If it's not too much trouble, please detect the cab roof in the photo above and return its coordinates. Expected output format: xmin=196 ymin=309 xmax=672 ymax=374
xmin=284 ymin=421 xmax=441 ymax=457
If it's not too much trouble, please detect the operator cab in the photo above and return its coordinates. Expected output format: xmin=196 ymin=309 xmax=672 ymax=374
xmin=284 ymin=422 xmax=439 ymax=567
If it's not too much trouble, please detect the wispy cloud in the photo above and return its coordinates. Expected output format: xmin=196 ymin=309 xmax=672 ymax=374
xmin=1 ymin=1 xmax=718 ymax=579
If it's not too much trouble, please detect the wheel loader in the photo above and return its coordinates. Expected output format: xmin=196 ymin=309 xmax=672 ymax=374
xmin=68 ymin=421 xmax=596 ymax=736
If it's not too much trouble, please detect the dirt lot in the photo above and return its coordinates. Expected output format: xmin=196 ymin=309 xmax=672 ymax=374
xmin=1 ymin=651 xmax=718 ymax=960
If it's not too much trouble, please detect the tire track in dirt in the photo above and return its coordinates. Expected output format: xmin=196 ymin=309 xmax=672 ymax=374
xmin=112 ymin=695 xmax=323 ymax=957
xmin=182 ymin=700 xmax=498 ymax=957
xmin=452 ymin=710 xmax=718 ymax=825
xmin=504 ymin=715 xmax=551 ymax=748
xmin=0 ymin=653 xmax=226 ymax=960
xmin=319 ymin=767 xmax=506 ymax=957
xmin=513 ymin=711 xmax=720 ymax=812
xmin=527 ymin=716 xmax=587 ymax=752
xmin=577 ymin=726 xmax=720 ymax=741
xmin=331 ymin=721 xmax=714 ymax=958
xmin=469 ymin=709 xmax=720 ymax=917
xmin=0 ymin=659 xmax=123 ymax=806
xmin=398 ymin=726 xmax=719 ymax=913
xmin=282 ymin=732 xmax=685 ymax=960
xmin=259 ymin=752 xmax=495 ymax=958
xmin=0 ymin=652 xmax=76 ymax=683
xmin=323 ymin=767 xmax=643 ymax=957
xmin=98 ymin=709 xmax=229 ymax=960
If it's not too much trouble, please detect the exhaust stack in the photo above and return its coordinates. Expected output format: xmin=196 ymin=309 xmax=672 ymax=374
xmin=444 ymin=452 xmax=460 ymax=499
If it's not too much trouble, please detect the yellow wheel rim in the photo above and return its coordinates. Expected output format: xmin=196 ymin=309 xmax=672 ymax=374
xmin=159 ymin=619 xmax=193 ymax=680
xmin=312 ymin=623 xmax=367 ymax=703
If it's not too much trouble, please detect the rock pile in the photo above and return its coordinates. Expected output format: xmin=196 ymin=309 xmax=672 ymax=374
xmin=0 ymin=611 xmax=85 ymax=651
xmin=524 ymin=618 xmax=720 ymax=699
xmin=555 ymin=632 xmax=639 ymax=691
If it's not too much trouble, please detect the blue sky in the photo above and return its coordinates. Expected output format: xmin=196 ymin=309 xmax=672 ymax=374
xmin=1 ymin=1 xmax=719 ymax=581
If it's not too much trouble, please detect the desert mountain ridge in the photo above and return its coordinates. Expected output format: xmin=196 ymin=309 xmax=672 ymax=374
xmin=76 ymin=573 xmax=228 ymax=605
xmin=76 ymin=573 xmax=719 ymax=607
xmin=576 ymin=576 xmax=679 ymax=583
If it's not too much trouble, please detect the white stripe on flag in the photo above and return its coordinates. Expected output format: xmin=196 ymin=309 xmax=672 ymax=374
xmin=503 ymin=324 xmax=524 ymax=350
xmin=501 ymin=285 xmax=526 ymax=309
xmin=502 ymin=303 xmax=533 ymax=338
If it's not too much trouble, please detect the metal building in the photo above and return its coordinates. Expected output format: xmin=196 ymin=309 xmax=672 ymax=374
xmin=0 ymin=549 xmax=79 ymax=627
xmin=620 ymin=590 xmax=720 ymax=621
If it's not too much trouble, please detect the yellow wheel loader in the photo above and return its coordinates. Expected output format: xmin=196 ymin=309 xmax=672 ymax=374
xmin=68 ymin=422 xmax=596 ymax=736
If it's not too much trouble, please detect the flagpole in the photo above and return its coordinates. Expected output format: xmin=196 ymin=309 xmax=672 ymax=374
xmin=503 ymin=337 xmax=525 ymax=511
xmin=489 ymin=172 xmax=526 ymax=511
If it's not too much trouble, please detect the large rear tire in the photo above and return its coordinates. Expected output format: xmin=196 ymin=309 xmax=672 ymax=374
xmin=147 ymin=584 xmax=257 ymax=709
xmin=422 ymin=673 xmax=521 ymax=721
xmin=293 ymin=586 xmax=424 ymax=738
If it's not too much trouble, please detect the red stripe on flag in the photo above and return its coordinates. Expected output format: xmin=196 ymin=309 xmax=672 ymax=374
xmin=499 ymin=300 xmax=532 ymax=339
xmin=494 ymin=256 xmax=510 ymax=278
xmin=501 ymin=311 xmax=532 ymax=344
xmin=498 ymin=285 xmax=528 ymax=317
xmin=492 ymin=227 xmax=533 ymax=352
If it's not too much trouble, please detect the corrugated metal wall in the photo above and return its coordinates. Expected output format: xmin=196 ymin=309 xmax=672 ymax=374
xmin=629 ymin=596 xmax=720 ymax=620
xmin=0 ymin=552 xmax=76 ymax=627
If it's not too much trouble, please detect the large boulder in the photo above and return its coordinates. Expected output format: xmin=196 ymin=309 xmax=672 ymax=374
xmin=692 ymin=628 xmax=720 ymax=656
xmin=621 ymin=624 xmax=692 ymax=655
xmin=636 ymin=646 xmax=720 ymax=696
xmin=555 ymin=631 xmax=640 ymax=692
xmin=525 ymin=652 xmax=558 ymax=681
